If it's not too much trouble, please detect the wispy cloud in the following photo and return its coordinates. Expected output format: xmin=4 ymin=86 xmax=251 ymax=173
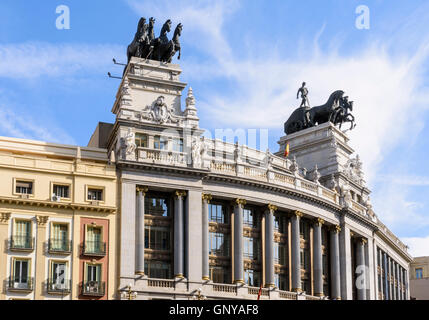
xmin=401 ymin=235 xmax=429 ymax=257
xmin=0 ymin=104 xmax=76 ymax=145
xmin=0 ymin=42 xmax=122 ymax=79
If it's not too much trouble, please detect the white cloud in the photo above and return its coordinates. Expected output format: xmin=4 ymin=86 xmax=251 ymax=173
xmin=401 ymin=236 xmax=429 ymax=258
xmin=0 ymin=42 xmax=123 ymax=79
xmin=0 ymin=105 xmax=76 ymax=145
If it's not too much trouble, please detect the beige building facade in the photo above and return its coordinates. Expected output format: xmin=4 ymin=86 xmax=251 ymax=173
xmin=0 ymin=137 xmax=118 ymax=300
xmin=410 ymin=256 xmax=429 ymax=300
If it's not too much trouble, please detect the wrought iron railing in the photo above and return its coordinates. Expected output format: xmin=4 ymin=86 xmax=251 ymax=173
xmin=9 ymin=235 xmax=34 ymax=251
xmin=81 ymin=241 xmax=106 ymax=256
xmin=48 ymin=239 xmax=72 ymax=254
xmin=47 ymin=279 xmax=72 ymax=294
xmin=8 ymin=277 xmax=34 ymax=291
xmin=81 ymin=281 xmax=105 ymax=296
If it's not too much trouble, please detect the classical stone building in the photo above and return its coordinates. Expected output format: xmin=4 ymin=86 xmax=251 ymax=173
xmin=84 ymin=57 xmax=411 ymax=300
xmin=410 ymin=256 xmax=429 ymax=300
xmin=0 ymin=137 xmax=118 ymax=300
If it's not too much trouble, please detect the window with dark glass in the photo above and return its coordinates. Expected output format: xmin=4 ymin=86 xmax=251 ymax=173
xmin=135 ymin=133 xmax=148 ymax=148
xmin=53 ymin=185 xmax=69 ymax=198
xmin=210 ymin=266 xmax=231 ymax=284
xmin=416 ymin=268 xmax=423 ymax=279
xmin=145 ymin=226 xmax=171 ymax=251
xmin=16 ymin=181 xmax=33 ymax=195
xmin=244 ymin=269 xmax=260 ymax=287
xmin=274 ymin=215 xmax=287 ymax=234
xmin=144 ymin=261 xmax=171 ymax=279
xmin=12 ymin=259 xmax=30 ymax=289
xmin=209 ymin=203 xmax=227 ymax=224
xmin=87 ymin=188 xmax=103 ymax=201
xmin=209 ymin=232 xmax=229 ymax=256
xmin=243 ymin=208 xmax=258 ymax=228
xmin=274 ymin=273 xmax=288 ymax=291
xmin=274 ymin=242 xmax=287 ymax=265
xmin=244 ymin=236 xmax=260 ymax=260
xmin=145 ymin=195 xmax=170 ymax=217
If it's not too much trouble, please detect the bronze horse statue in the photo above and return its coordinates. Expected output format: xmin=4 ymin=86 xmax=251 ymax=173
xmin=127 ymin=17 xmax=147 ymax=64
xmin=331 ymin=96 xmax=356 ymax=130
xmin=284 ymin=90 xmax=346 ymax=135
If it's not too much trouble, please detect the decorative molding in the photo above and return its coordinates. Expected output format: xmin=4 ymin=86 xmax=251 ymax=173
xmin=267 ymin=204 xmax=278 ymax=212
xmin=331 ymin=225 xmax=341 ymax=233
xmin=202 ymin=193 xmax=213 ymax=203
xmin=235 ymin=198 xmax=247 ymax=207
xmin=175 ymin=190 xmax=187 ymax=198
xmin=293 ymin=210 xmax=303 ymax=218
xmin=136 ymin=186 xmax=149 ymax=195
xmin=0 ymin=212 xmax=11 ymax=224
xmin=315 ymin=218 xmax=325 ymax=227
xmin=360 ymin=237 xmax=368 ymax=245
xmin=36 ymin=216 xmax=49 ymax=226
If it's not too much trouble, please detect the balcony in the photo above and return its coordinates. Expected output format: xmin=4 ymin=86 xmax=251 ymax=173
xmin=47 ymin=279 xmax=72 ymax=294
xmin=48 ymin=239 xmax=72 ymax=255
xmin=9 ymin=236 xmax=34 ymax=252
xmin=81 ymin=241 xmax=106 ymax=257
xmin=81 ymin=281 xmax=105 ymax=297
xmin=8 ymin=277 xmax=34 ymax=292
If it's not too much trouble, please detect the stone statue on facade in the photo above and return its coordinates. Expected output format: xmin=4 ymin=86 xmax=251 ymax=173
xmin=120 ymin=128 xmax=136 ymax=160
xmin=297 ymin=82 xmax=310 ymax=108
xmin=191 ymin=137 xmax=206 ymax=168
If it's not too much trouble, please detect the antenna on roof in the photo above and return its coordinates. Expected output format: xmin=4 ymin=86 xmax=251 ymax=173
xmin=107 ymin=72 xmax=122 ymax=80
xmin=113 ymin=58 xmax=127 ymax=66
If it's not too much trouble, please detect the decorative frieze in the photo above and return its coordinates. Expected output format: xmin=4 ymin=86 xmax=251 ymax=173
xmin=0 ymin=212 xmax=11 ymax=224
xmin=36 ymin=216 xmax=49 ymax=226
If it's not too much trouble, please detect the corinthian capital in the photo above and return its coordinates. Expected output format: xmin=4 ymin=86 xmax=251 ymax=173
xmin=202 ymin=193 xmax=213 ymax=203
xmin=235 ymin=198 xmax=247 ymax=207
xmin=267 ymin=204 xmax=278 ymax=213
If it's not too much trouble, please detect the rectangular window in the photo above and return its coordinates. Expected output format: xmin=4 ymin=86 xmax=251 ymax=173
xmin=274 ymin=273 xmax=288 ymax=291
xmin=144 ymin=261 xmax=171 ymax=279
xmin=51 ymin=223 xmax=69 ymax=251
xmin=274 ymin=243 xmax=287 ymax=265
xmin=145 ymin=226 xmax=171 ymax=251
xmin=53 ymin=185 xmax=70 ymax=198
xmin=86 ymin=264 xmax=101 ymax=282
xmin=154 ymin=136 xmax=167 ymax=150
xmin=16 ymin=181 xmax=33 ymax=195
xmin=86 ymin=226 xmax=103 ymax=254
xmin=299 ymin=220 xmax=310 ymax=240
xmin=210 ymin=266 xmax=231 ymax=284
xmin=416 ymin=268 xmax=423 ymax=279
xmin=135 ymin=133 xmax=148 ymax=148
xmin=244 ymin=237 xmax=260 ymax=260
xmin=274 ymin=215 xmax=287 ymax=234
xmin=12 ymin=259 xmax=30 ymax=289
xmin=50 ymin=261 xmax=67 ymax=289
xmin=244 ymin=269 xmax=260 ymax=287
xmin=209 ymin=203 xmax=226 ymax=224
xmin=172 ymin=138 xmax=184 ymax=152
xmin=13 ymin=220 xmax=32 ymax=249
xmin=209 ymin=232 xmax=230 ymax=257
xmin=243 ymin=208 xmax=258 ymax=228
xmin=87 ymin=188 xmax=103 ymax=201
xmin=145 ymin=196 xmax=170 ymax=217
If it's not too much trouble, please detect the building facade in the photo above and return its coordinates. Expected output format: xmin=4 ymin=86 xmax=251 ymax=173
xmin=0 ymin=57 xmax=412 ymax=300
xmin=410 ymin=256 xmax=429 ymax=300
xmin=96 ymin=57 xmax=411 ymax=300
xmin=0 ymin=137 xmax=118 ymax=300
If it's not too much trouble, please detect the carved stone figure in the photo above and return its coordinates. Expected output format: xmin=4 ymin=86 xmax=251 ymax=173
xmin=343 ymin=155 xmax=364 ymax=185
xmin=234 ymin=142 xmax=242 ymax=163
xmin=289 ymin=156 xmax=299 ymax=175
xmin=310 ymin=165 xmax=321 ymax=184
xmin=125 ymin=128 xmax=136 ymax=155
xmin=339 ymin=183 xmax=352 ymax=208
xmin=325 ymin=174 xmax=337 ymax=191
xmin=192 ymin=137 xmax=206 ymax=168
xmin=140 ymin=96 xmax=181 ymax=125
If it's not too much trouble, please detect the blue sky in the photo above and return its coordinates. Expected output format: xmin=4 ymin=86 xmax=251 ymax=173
xmin=1 ymin=0 xmax=429 ymax=256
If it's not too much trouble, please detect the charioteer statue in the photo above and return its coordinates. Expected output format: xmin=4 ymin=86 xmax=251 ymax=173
xmin=284 ymin=82 xmax=356 ymax=135
xmin=126 ymin=17 xmax=183 ymax=65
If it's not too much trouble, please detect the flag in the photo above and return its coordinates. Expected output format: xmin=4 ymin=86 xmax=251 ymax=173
xmin=257 ymin=283 xmax=263 ymax=300
xmin=284 ymin=142 xmax=290 ymax=158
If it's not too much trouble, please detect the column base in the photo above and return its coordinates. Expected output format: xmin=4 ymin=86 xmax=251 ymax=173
xmin=292 ymin=288 xmax=302 ymax=293
xmin=265 ymin=283 xmax=275 ymax=288
xmin=314 ymin=292 xmax=324 ymax=297
xmin=135 ymin=271 xmax=145 ymax=276
xmin=175 ymin=274 xmax=185 ymax=279
xmin=202 ymin=276 xmax=210 ymax=281
xmin=234 ymin=280 xmax=244 ymax=284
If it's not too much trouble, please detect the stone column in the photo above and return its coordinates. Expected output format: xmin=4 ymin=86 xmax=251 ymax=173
xmin=388 ymin=257 xmax=393 ymax=300
xmin=393 ymin=261 xmax=397 ymax=300
xmin=234 ymin=199 xmax=246 ymax=284
xmin=405 ymin=269 xmax=409 ymax=300
xmin=265 ymin=204 xmax=277 ymax=288
xmin=339 ymin=225 xmax=353 ymax=300
xmin=313 ymin=218 xmax=324 ymax=297
xmin=356 ymin=238 xmax=367 ymax=300
xmin=330 ymin=225 xmax=341 ymax=300
xmin=379 ymin=249 xmax=384 ymax=300
xmin=396 ymin=263 xmax=400 ymax=300
xmin=174 ymin=191 xmax=186 ymax=278
xmin=383 ymin=252 xmax=388 ymax=300
xmin=291 ymin=211 xmax=303 ymax=292
xmin=135 ymin=186 xmax=148 ymax=275
xmin=202 ymin=194 xmax=212 ymax=281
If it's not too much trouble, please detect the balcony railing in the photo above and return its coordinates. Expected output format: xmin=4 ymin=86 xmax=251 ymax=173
xmin=48 ymin=239 xmax=72 ymax=254
xmin=81 ymin=281 xmax=105 ymax=297
xmin=47 ymin=279 xmax=72 ymax=294
xmin=81 ymin=241 xmax=106 ymax=257
xmin=9 ymin=236 xmax=34 ymax=252
xmin=8 ymin=277 xmax=34 ymax=292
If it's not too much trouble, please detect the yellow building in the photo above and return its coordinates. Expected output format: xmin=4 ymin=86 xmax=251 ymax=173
xmin=0 ymin=136 xmax=118 ymax=300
